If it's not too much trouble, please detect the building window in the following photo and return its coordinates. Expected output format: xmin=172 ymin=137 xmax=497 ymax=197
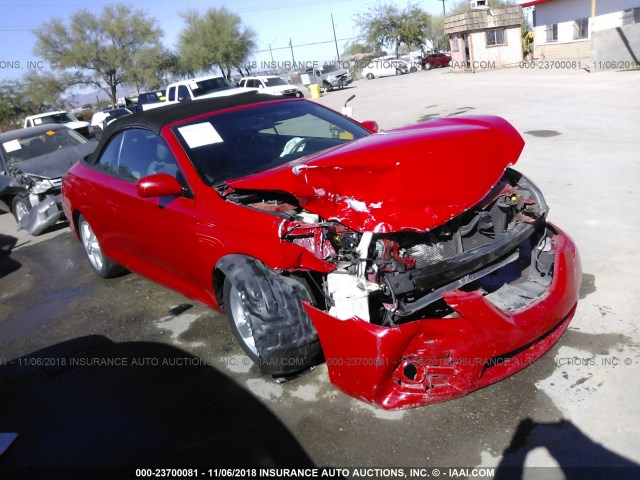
xmin=451 ymin=34 xmax=460 ymax=52
xmin=574 ymin=18 xmax=589 ymax=39
xmin=622 ymin=8 xmax=640 ymax=25
xmin=486 ymin=28 xmax=505 ymax=46
xmin=546 ymin=24 xmax=558 ymax=43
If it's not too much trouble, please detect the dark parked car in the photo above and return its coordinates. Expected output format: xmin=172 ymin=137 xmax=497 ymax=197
xmin=62 ymin=93 xmax=581 ymax=409
xmin=421 ymin=52 xmax=452 ymax=70
xmin=135 ymin=90 xmax=166 ymax=112
xmin=0 ymin=124 xmax=97 ymax=233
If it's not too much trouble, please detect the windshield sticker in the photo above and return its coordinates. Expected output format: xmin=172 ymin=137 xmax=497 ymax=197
xmin=34 ymin=118 xmax=42 ymax=125
xmin=188 ymin=81 xmax=199 ymax=90
xmin=46 ymin=130 xmax=56 ymax=136
xmin=178 ymin=123 xmax=223 ymax=148
xmin=2 ymin=139 xmax=21 ymax=153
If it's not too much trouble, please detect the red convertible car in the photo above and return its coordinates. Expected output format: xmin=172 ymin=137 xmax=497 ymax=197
xmin=62 ymin=93 xmax=581 ymax=409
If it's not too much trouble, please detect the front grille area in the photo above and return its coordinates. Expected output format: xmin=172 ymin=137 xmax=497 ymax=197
xmin=407 ymin=239 xmax=457 ymax=269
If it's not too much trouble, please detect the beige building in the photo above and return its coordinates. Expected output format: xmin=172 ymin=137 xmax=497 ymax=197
xmin=444 ymin=5 xmax=525 ymax=72
xmin=521 ymin=0 xmax=640 ymax=63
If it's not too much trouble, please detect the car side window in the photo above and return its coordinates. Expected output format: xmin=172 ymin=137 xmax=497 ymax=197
xmin=177 ymin=85 xmax=189 ymax=101
xmin=168 ymin=87 xmax=176 ymax=102
xmin=117 ymin=129 xmax=180 ymax=181
xmin=95 ymin=132 xmax=124 ymax=174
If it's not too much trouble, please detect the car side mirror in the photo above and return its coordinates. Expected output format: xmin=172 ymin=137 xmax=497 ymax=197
xmin=361 ymin=120 xmax=379 ymax=133
xmin=137 ymin=173 xmax=184 ymax=198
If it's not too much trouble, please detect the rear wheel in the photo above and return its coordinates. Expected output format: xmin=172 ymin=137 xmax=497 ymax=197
xmin=12 ymin=195 xmax=31 ymax=223
xmin=395 ymin=68 xmax=402 ymax=76
xmin=410 ymin=66 xmax=417 ymax=73
xmin=78 ymin=214 xmax=125 ymax=278
xmin=366 ymin=73 xmax=374 ymax=80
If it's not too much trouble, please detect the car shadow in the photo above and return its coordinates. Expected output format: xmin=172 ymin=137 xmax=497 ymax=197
xmin=0 ymin=234 xmax=17 ymax=257
xmin=0 ymin=336 xmax=315 ymax=477
xmin=494 ymin=418 xmax=640 ymax=480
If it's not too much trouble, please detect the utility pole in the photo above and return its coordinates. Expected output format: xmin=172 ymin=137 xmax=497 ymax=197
xmin=331 ymin=14 xmax=340 ymax=63
xmin=268 ymin=39 xmax=276 ymax=62
xmin=289 ymin=38 xmax=296 ymax=66
xmin=439 ymin=0 xmax=446 ymax=16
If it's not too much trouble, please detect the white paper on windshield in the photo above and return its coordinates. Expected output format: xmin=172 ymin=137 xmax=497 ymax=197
xmin=2 ymin=139 xmax=21 ymax=153
xmin=178 ymin=123 xmax=223 ymax=148
xmin=34 ymin=118 xmax=42 ymax=125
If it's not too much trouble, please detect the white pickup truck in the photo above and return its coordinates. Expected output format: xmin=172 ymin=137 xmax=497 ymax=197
xmin=144 ymin=75 xmax=256 ymax=110
xmin=23 ymin=111 xmax=93 ymax=139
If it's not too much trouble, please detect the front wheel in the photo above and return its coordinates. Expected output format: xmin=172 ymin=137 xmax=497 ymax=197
xmin=224 ymin=279 xmax=259 ymax=362
xmin=78 ymin=214 xmax=125 ymax=278
xmin=366 ymin=73 xmax=374 ymax=80
xmin=323 ymin=82 xmax=333 ymax=92
xmin=12 ymin=195 xmax=31 ymax=223
xmin=424 ymin=63 xmax=433 ymax=70
xmin=410 ymin=66 xmax=417 ymax=73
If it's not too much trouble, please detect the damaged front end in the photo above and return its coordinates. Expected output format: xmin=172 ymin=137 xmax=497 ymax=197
xmin=228 ymin=166 xmax=580 ymax=409
xmin=17 ymin=174 xmax=65 ymax=235
xmin=222 ymin=115 xmax=580 ymax=409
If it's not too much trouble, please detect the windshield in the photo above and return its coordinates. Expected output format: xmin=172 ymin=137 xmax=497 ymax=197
xmin=322 ymin=64 xmax=339 ymax=73
xmin=193 ymin=78 xmax=236 ymax=97
xmin=32 ymin=112 xmax=78 ymax=125
xmin=264 ymin=78 xmax=287 ymax=87
xmin=1 ymin=128 xmax=87 ymax=168
xmin=172 ymin=101 xmax=371 ymax=186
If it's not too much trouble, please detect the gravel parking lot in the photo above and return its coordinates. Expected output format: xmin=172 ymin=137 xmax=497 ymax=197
xmin=1 ymin=66 xmax=639 ymax=478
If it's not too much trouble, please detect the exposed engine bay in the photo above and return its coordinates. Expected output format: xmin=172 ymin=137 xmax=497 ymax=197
xmin=223 ymin=167 xmax=556 ymax=326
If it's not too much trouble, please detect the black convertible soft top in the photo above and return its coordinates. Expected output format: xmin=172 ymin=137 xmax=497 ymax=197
xmin=101 ymin=92 xmax=289 ymax=137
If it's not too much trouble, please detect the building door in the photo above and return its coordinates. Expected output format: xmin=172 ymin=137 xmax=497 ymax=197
xmin=463 ymin=33 xmax=471 ymax=69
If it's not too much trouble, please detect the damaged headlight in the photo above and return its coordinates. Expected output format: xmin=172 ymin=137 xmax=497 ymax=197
xmin=24 ymin=175 xmax=56 ymax=194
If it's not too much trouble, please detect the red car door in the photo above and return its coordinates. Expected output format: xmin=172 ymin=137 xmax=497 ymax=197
xmin=92 ymin=128 xmax=200 ymax=299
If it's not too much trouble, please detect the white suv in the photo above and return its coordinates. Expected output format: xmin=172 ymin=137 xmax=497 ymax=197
xmin=238 ymin=76 xmax=303 ymax=97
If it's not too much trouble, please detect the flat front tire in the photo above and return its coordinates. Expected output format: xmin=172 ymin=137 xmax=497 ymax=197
xmin=223 ymin=279 xmax=259 ymax=362
xmin=78 ymin=214 xmax=125 ymax=278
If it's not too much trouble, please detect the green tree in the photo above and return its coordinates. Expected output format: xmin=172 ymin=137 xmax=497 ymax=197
xmin=0 ymin=73 xmax=70 ymax=128
xmin=425 ymin=16 xmax=447 ymax=52
xmin=354 ymin=3 xmax=431 ymax=58
xmin=34 ymin=3 xmax=162 ymax=106
xmin=178 ymin=7 xmax=256 ymax=79
xmin=23 ymin=71 xmax=70 ymax=111
xmin=0 ymin=81 xmax=30 ymax=128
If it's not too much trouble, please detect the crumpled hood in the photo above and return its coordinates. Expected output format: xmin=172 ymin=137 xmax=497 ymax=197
xmin=13 ymin=141 xmax=97 ymax=178
xmin=227 ymin=115 xmax=525 ymax=233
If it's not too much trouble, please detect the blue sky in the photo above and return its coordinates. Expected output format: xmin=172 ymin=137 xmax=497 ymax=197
xmin=0 ymin=0 xmax=447 ymax=85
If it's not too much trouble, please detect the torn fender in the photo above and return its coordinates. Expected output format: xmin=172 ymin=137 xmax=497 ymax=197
xmin=217 ymin=255 xmax=320 ymax=375
xmin=305 ymin=224 xmax=581 ymax=409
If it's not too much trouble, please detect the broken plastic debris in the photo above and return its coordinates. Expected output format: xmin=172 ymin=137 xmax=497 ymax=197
xmin=168 ymin=303 xmax=193 ymax=316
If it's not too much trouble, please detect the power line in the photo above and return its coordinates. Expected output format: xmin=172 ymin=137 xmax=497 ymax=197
xmin=252 ymin=36 xmax=360 ymax=54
